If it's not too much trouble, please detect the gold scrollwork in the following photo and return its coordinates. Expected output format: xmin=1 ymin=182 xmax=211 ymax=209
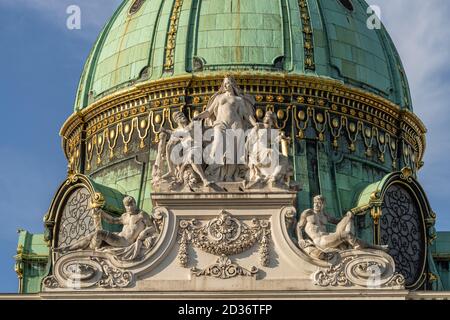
xmin=344 ymin=119 xmax=362 ymax=152
xmin=90 ymin=192 xmax=105 ymax=209
xmin=362 ymin=125 xmax=375 ymax=157
xmin=106 ymin=125 xmax=119 ymax=159
xmin=137 ymin=113 xmax=151 ymax=148
xmin=164 ymin=0 xmax=184 ymax=72
xmin=374 ymin=127 xmax=388 ymax=163
xmin=400 ymin=167 xmax=413 ymax=181
xmin=370 ymin=206 xmax=382 ymax=226
xmin=327 ymin=113 xmax=345 ymax=149
xmin=298 ymin=0 xmax=315 ymax=71
xmin=150 ymin=109 xmax=166 ymax=143
xmin=275 ymin=106 xmax=291 ymax=130
xmin=312 ymin=108 xmax=327 ymax=142
xmin=293 ymin=105 xmax=311 ymax=139
xmin=95 ymin=130 xmax=107 ymax=165
xmin=120 ymin=118 xmax=137 ymax=154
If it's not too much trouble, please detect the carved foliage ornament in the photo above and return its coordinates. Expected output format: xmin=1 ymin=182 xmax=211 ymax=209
xmin=43 ymin=256 xmax=134 ymax=290
xmin=191 ymin=255 xmax=258 ymax=279
xmin=313 ymin=251 xmax=405 ymax=289
xmin=92 ymin=257 xmax=133 ymax=288
xmin=42 ymin=276 xmax=60 ymax=289
xmin=177 ymin=211 xmax=270 ymax=275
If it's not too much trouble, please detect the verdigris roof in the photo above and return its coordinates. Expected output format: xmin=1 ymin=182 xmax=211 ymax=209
xmin=74 ymin=0 xmax=412 ymax=111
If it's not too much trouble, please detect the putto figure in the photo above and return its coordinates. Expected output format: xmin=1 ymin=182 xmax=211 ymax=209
xmin=161 ymin=111 xmax=212 ymax=188
xmin=55 ymin=196 xmax=159 ymax=261
xmin=246 ymin=111 xmax=293 ymax=188
xmin=296 ymin=195 xmax=388 ymax=260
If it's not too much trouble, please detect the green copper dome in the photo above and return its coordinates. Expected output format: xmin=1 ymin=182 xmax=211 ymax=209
xmin=74 ymin=0 xmax=412 ymax=111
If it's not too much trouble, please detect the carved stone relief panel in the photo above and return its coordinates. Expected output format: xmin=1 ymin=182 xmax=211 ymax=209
xmin=177 ymin=210 xmax=271 ymax=279
xmin=43 ymin=255 xmax=133 ymax=290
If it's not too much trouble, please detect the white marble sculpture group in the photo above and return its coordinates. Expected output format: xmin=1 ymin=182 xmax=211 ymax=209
xmin=46 ymin=77 xmax=404 ymax=291
xmin=296 ymin=195 xmax=388 ymax=261
xmin=152 ymin=76 xmax=295 ymax=192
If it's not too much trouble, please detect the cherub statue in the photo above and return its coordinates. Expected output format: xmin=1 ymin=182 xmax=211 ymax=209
xmin=246 ymin=111 xmax=293 ymax=188
xmin=160 ymin=111 xmax=212 ymax=188
xmin=55 ymin=196 xmax=159 ymax=261
xmin=296 ymin=195 xmax=388 ymax=260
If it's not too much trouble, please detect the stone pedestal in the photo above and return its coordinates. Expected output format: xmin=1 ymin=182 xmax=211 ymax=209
xmin=43 ymin=190 xmax=404 ymax=293
xmin=138 ymin=191 xmax=403 ymax=292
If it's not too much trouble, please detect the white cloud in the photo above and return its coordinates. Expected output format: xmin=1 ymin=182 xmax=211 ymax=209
xmin=367 ymin=0 xmax=450 ymax=229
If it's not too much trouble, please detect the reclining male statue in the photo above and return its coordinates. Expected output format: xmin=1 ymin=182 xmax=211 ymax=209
xmin=296 ymin=195 xmax=388 ymax=261
xmin=55 ymin=196 xmax=158 ymax=261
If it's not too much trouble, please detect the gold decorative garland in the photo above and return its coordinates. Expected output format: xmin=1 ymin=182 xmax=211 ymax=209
xmin=61 ymin=73 xmax=426 ymax=174
xmin=164 ymin=0 xmax=184 ymax=72
xmin=298 ymin=0 xmax=315 ymax=71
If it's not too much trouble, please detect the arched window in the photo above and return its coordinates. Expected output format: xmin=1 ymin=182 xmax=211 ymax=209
xmin=380 ymin=184 xmax=425 ymax=287
xmin=57 ymin=188 xmax=96 ymax=248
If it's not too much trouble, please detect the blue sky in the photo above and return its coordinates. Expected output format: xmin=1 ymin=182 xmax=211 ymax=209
xmin=0 ymin=0 xmax=449 ymax=293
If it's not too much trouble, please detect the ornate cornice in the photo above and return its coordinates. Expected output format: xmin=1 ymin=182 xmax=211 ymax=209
xmin=60 ymin=72 xmax=427 ymax=173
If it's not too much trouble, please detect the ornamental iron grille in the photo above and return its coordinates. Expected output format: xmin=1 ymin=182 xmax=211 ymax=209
xmin=380 ymin=184 xmax=424 ymax=287
xmin=57 ymin=188 xmax=96 ymax=247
